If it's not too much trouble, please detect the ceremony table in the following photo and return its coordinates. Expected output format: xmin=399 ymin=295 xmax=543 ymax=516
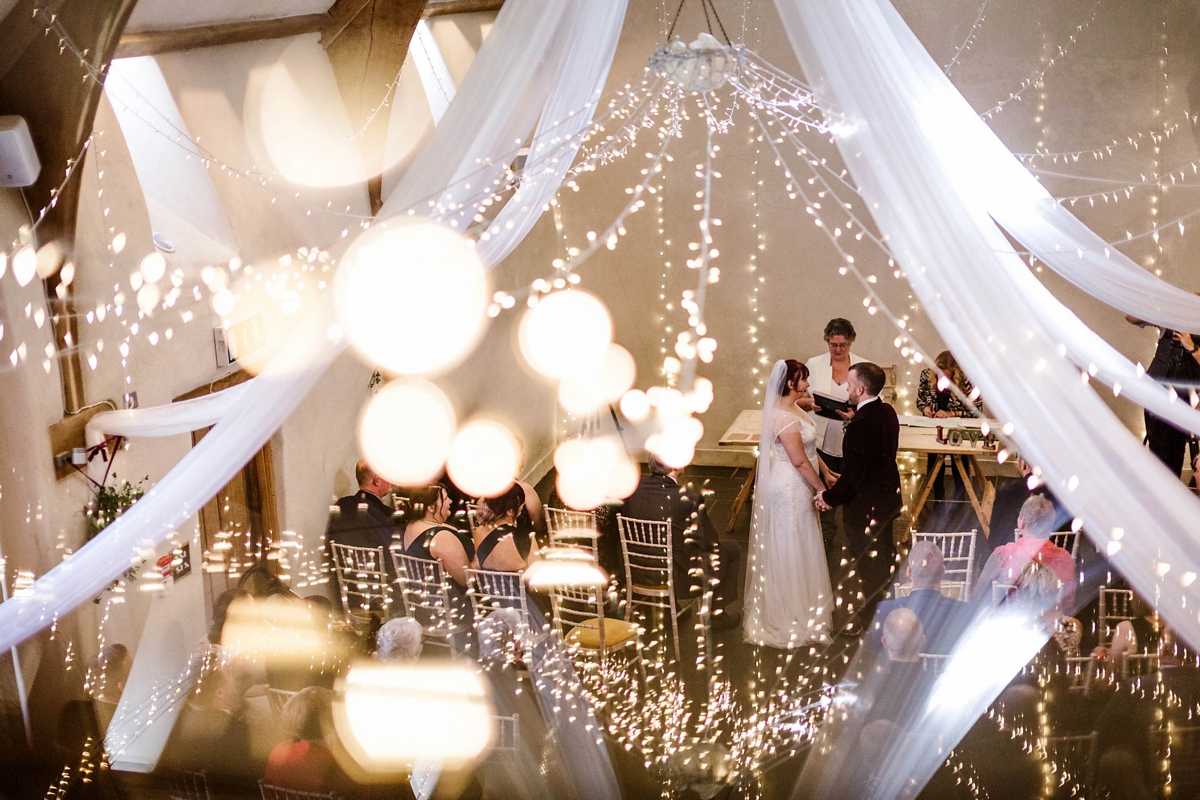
xmin=717 ymin=410 xmax=1007 ymax=537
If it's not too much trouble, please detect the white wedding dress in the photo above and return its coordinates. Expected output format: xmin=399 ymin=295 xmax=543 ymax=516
xmin=744 ymin=402 xmax=834 ymax=649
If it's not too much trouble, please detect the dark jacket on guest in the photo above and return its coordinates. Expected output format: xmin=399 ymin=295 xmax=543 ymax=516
xmin=621 ymin=473 xmax=718 ymax=593
xmin=326 ymin=490 xmax=401 ymax=552
xmin=821 ymin=398 xmax=902 ymax=525
xmin=873 ymin=589 xmax=972 ymax=655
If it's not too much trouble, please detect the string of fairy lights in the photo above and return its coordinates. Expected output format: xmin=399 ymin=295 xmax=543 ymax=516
xmin=8 ymin=2 xmax=1200 ymax=795
xmin=3 ymin=29 xmax=1050 ymax=790
xmin=942 ymin=0 xmax=991 ymax=75
xmin=981 ymin=0 xmax=1104 ymax=119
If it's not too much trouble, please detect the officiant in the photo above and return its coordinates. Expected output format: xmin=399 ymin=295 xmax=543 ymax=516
xmin=805 ymin=318 xmax=867 ymax=559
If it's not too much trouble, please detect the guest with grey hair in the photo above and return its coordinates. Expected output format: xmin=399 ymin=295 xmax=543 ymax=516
xmin=978 ymin=494 xmax=1076 ymax=608
xmin=374 ymin=617 xmax=423 ymax=663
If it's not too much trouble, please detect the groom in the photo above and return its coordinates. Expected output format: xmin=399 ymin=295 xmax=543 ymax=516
xmin=815 ymin=362 xmax=902 ymax=633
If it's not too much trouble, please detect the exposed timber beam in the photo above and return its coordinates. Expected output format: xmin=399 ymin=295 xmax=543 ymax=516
xmin=113 ymin=0 xmax=504 ymax=59
xmin=0 ymin=0 xmax=136 ymax=418
xmin=423 ymin=0 xmax=505 ymax=19
xmin=115 ymin=13 xmax=328 ymax=59
xmin=324 ymin=0 xmax=430 ymax=214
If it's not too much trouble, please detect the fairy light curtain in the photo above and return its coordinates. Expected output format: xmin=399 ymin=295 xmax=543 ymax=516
xmin=775 ymin=0 xmax=1200 ymax=794
xmin=0 ymin=0 xmax=627 ymax=653
xmin=80 ymin=0 xmax=628 ymax=454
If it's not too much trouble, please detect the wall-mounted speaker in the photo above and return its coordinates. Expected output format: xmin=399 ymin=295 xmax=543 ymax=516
xmin=0 ymin=116 xmax=41 ymax=188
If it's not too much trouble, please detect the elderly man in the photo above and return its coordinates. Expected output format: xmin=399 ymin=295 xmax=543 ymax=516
xmin=979 ymin=494 xmax=1076 ymax=609
xmin=872 ymin=542 xmax=971 ymax=654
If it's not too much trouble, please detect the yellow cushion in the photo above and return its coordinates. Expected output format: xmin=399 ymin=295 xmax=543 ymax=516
xmin=565 ymin=618 xmax=638 ymax=649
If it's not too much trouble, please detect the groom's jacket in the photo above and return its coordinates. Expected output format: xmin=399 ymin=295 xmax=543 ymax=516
xmin=821 ymin=398 xmax=902 ymax=524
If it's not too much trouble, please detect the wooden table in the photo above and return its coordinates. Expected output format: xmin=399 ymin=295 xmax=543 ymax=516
xmin=717 ymin=410 xmax=1006 ymax=537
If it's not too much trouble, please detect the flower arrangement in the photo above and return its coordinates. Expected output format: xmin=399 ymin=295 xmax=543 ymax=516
xmin=85 ymin=475 xmax=148 ymax=596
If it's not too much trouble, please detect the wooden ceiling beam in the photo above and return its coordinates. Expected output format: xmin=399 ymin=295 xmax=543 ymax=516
xmin=423 ymin=0 xmax=504 ymax=18
xmin=115 ymin=13 xmax=328 ymax=59
xmin=113 ymin=0 xmax=504 ymax=60
xmin=0 ymin=0 xmax=71 ymax=85
xmin=0 ymin=0 xmax=138 ymax=415
xmin=323 ymin=0 xmax=429 ymax=214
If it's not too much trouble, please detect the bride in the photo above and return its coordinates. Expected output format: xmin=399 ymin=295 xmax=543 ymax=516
xmin=744 ymin=359 xmax=835 ymax=648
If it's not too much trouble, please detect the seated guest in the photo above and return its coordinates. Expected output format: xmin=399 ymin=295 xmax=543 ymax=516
xmin=161 ymin=664 xmax=256 ymax=778
xmin=986 ymin=457 xmax=1066 ymax=551
xmin=375 ymin=618 xmax=423 ymax=663
xmin=1103 ymin=594 xmax=1162 ymax=673
xmin=882 ymin=607 xmax=924 ymax=665
xmin=514 ymin=442 xmax=548 ymax=542
xmin=263 ymin=687 xmax=351 ymax=794
xmin=917 ymin=351 xmax=982 ymax=502
xmin=472 ymin=484 xmax=539 ymax=573
xmin=325 ymin=459 xmax=402 ymax=552
xmin=621 ymin=455 xmax=742 ymax=629
xmin=978 ymin=495 xmax=1076 ymax=609
xmin=872 ymin=542 xmax=970 ymax=654
xmin=399 ymin=484 xmax=472 ymax=588
xmin=864 ymin=610 xmax=928 ymax=727
xmin=86 ymin=643 xmax=132 ymax=733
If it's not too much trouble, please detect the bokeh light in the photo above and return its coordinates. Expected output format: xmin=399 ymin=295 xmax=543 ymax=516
xmin=139 ymin=252 xmax=166 ymax=283
xmin=35 ymin=242 xmax=63 ymax=279
xmin=557 ymin=343 xmax=637 ymax=415
xmin=645 ymin=415 xmax=705 ymax=470
xmin=334 ymin=662 xmax=494 ymax=770
xmin=519 ymin=290 xmax=613 ymax=379
xmin=250 ymin=39 xmax=369 ymax=187
xmin=445 ymin=419 xmax=520 ymax=498
xmin=136 ymin=283 xmax=161 ymax=315
xmin=338 ymin=220 xmax=489 ymax=376
xmin=524 ymin=546 xmax=607 ymax=589
xmin=555 ymin=436 xmax=638 ymax=510
xmin=220 ymin=596 xmax=333 ymax=666
xmin=358 ymin=378 xmax=456 ymax=486
xmin=12 ymin=246 xmax=35 ymax=287
xmin=619 ymin=389 xmax=651 ymax=422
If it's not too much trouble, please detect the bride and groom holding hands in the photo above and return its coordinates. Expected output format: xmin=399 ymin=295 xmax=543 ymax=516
xmin=743 ymin=319 xmax=903 ymax=648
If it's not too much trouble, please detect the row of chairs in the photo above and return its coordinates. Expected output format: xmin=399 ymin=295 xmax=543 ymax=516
xmin=892 ymin=527 xmax=1083 ymax=602
xmin=329 ymin=509 xmax=700 ymax=668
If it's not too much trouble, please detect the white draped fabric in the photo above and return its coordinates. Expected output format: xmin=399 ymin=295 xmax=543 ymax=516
xmin=775 ymin=0 xmax=1200 ymax=795
xmin=84 ymin=382 xmax=251 ymax=450
xmin=774 ymin=0 xmax=1200 ymax=641
xmin=0 ymin=0 xmax=627 ymax=652
xmin=378 ymin=0 xmax=568 ymax=222
xmin=476 ymin=0 xmax=628 ymax=267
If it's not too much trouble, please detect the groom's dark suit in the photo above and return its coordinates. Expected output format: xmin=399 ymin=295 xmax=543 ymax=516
xmin=821 ymin=397 xmax=902 ymax=626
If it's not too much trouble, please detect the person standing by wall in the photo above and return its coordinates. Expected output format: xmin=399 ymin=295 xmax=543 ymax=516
xmin=1126 ymin=315 xmax=1200 ymax=477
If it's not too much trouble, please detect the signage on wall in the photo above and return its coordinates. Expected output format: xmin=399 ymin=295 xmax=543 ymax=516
xmin=154 ymin=541 xmax=192 ymax=595
xmin=214 ymin=313 xmax=267 ymax=368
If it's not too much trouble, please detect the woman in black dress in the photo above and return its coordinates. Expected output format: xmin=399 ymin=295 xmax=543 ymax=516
xmin=472 ymin=484 xmax=540 ymax=573
xmin=401 ymin=484 xmax=472 ymax=588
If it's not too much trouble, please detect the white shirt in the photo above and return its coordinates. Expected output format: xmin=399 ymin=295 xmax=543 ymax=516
xmin=857 ymin=395 xmax=880 ymax=410
xmin=805 ymin=351 xmax=867 ymax=458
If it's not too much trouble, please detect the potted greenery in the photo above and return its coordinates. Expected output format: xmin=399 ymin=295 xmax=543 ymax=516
xmin=84 ymin=475 xmax=148 ymax=594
